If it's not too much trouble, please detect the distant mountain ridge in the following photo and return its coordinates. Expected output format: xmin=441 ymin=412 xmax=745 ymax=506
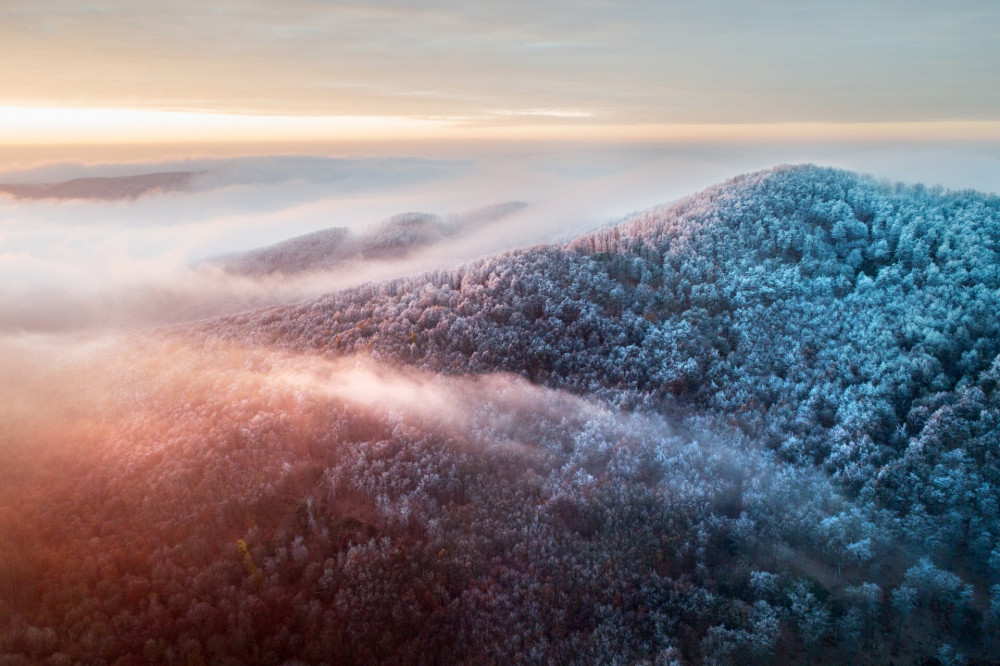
xmin=0 ymin=171 xmax=200 ymax=200
xmin=205 ymin=201 xmax=527 ymax=277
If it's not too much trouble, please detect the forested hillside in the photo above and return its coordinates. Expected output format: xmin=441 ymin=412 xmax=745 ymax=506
xmin=2 ymin=165 xmax=999 ymax=664
xmin=215 ymin=165 xmax=1000 ymax=583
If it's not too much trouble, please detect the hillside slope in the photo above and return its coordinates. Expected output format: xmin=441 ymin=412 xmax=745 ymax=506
xmin=218 ymin=165 xmax=1000 ymax=483
xmin=204 ymin=164 xmax=1000 ymax=657
xmin=2 ymin=165 xmax=999 ymax=665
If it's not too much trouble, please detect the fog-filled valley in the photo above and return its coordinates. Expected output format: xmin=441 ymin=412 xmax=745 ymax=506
xmin=2 ymin=145 xmax=997 ymax=333
xmin=3 ymin=153 xmax=1000 ymax=664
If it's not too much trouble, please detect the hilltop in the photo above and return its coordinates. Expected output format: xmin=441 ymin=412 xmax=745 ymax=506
xmin=205 ymin=201 xmax=527 ymax=277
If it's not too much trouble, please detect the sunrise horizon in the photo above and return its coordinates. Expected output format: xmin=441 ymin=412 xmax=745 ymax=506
xmin=5 ymin=104 xmax=1000 ymax=147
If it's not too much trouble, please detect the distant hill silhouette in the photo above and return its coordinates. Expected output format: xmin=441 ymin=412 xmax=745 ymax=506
xmin=205 ymin=201 xmax=527 ymax=276
xmin=0 ymin=171 xmax=199 ymax=200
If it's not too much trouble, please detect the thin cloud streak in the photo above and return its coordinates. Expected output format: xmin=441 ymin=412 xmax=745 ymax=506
xmin=0 ymin=107 xmax=452 ymax=144
xmin=3 ymin=106 xmax=1000 ymax=144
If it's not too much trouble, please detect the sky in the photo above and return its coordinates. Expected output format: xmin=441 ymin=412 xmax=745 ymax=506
xmin=2 ymin=0 xmax=999 ymax=144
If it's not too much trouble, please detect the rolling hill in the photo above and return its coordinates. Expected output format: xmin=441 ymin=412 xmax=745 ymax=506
xmin=0 ymin=171 xmax=200 ymax=201
xmin=2 ymin=165 xmax=999 ymax=665
xmin=205 ymin=202 xmax=528 ymax=277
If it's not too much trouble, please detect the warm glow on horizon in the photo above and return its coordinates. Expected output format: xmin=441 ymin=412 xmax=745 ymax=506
xmin=448 ymin=120 xmax=1000 ymax=143
xmin=0 ymin=106 xmax=453 ymax=144
xmin=4 ymin=105 xmax=1000 ymax=146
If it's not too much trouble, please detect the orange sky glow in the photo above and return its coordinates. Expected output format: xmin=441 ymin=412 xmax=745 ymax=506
xmin=5 ymin=106 xmax=1000 ymax=147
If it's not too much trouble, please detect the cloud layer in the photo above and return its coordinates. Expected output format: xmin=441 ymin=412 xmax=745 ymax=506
xmin=0 ymin=144 xmax=997 ymax=333
xmin=1 ymin=2 xmax=998 ymax=125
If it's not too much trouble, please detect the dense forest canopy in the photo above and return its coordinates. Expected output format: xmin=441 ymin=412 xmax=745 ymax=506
xmin=2 ymin=165 xmax=1000 ymax=664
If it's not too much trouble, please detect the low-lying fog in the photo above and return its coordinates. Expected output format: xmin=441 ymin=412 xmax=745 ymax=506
xmin=0 ymin=141 xmax=997 ymax=334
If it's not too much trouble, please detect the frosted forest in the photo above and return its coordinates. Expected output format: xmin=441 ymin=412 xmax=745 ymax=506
xmin=2 ymin=164 xmax=1000 ymax=665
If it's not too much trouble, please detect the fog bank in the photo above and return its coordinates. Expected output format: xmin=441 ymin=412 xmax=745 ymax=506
xmin=1 ymin=142 xmax=997 ymax=333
